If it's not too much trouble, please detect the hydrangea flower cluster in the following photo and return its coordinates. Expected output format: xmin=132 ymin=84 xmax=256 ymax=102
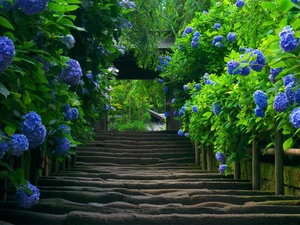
xmin=61 ymin=34 xmax=76 ymax=49
xmin=213 ymin=102 xmax=221 ymax=115
xmin=191 ymin=31 xmax=200 ymax=48
xmin=215 ymin=151 xmax=226 ymax=163
xmin=0 ymin=0 xmax=14 ymax=12
xmin=254 ymin=106 xmax=265 ymax=118
xmin=184 ymin=132 xmax=188 ymax=137
xmin=17 ymin=0 xmax=49 ymax=15
xmin=195 ymin=83 xmax=200 ymax=91
xmin=54 ymin=137 xmax=70 ymax=155
xmin=173 ymin=111 xmax=178 ymax=117
xmin=227 ymin=32 xmax=236 ymax=42
xmin=212 ymin=35 xmax=223 ymax=48
xmin=178 ymin=129 xmax=184 ymax=136
xmin=15 ymin=181 xmax=40 ymax=208
xmin=214 ymin=23 xmax=221 ymax=30
xmin=283 ymin=74 xmax=296 ymax=87
xmin=34 ymin=56 xmax=51 ymax=72
xmin=290 ymin=108 xmax=300 ymax=129
xmin=157 ymin=78 xmax=164 ymax=84
xmin=219 ymin=164 xmax=227 ymax=174
xmin=273 ymin=92 xmax=289 ymax=112
xmin=157 ymin=55 xmax=170 ymax=72
xmin=117 ymin=45 xmax=126 ymax=54
xmin=59 ymin=124 xmax=70 ymax=135
xmin=59 ymin=59 xmax=83 ymax=85
xmin=253 ymin=90 xmax=268 ymax=109
xmin=9 ymin=134 xmax=29 ymax=157
xmin=163 ymin=87 xmax=168 ymax=93
xmin=203 ymin=73 xmax=215 ymax=85
xmin=250 ymin=49 xmax=266 ymax=72
xmin=20 ymin=111 xmax=47 ymax=148
xmin=0 ymin=36 xmax=15 ymax=73
xmin=64 ymin=107 xmax=79 ymax=121
xmin=269 ymin=68 xmax=283 ymax=84
xmin=0 ymin=141 xmax=8 ymax=160
xmin=184 ymin=27 xmax=193 ymax=34
xmin=294 ymin=89 xmax=300 ymax=105
xmin=192 ymin=106 xmax=198 ymax=113
xmin=181 ymin=106 xmax=186 ymax=112
xmin=171 ymin=98 xmax=175 ymax=104
xmin=183 ymin=84 xmax=188 ymax=91
xmin=235 ymin=0 xmax=244 ymax=7
xmin=279 ymin=26 xmax=299 ymax=52
xmin=227 ymin=60 xmax=242 ymax=75
xmin=179 ymin=110 xmax=184 ymax=116
xmin=117 ymin=0 xmax=135 ymax=8
xmin=292 ymin=0 xmax=298 ymax=3
xmin=116 ymin=18 xmax=132 ymax=29
xmin=165 ymin=111 xmax=170 ymax=118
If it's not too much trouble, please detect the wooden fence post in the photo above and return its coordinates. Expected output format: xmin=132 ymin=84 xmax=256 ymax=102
xmin=252 ymin=133 xmax=260 ymax=190
xmin=202 ymin=144 xmax=207 ymax=170
xmin=275 ymin=121 xmax=284 ymax=195
xmin=234 ymin=159 xmax=241 ymax=180
xmin=195 ymin=142 xmax=200 ymax=167
xmin=207 ymin=145 xmax=213 ymax=171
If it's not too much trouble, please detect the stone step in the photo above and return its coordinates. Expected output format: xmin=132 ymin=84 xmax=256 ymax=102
xmin=76 ymin=156 xmax=195 ymax=164
xmin=2 ymin=209 xmax=300 ymax=225
xmin=84 ymin=142 xmax=193 ymax=149
xmin=76 ymin=147 xmax=194 ymax=153
xmin=37 ymin=179 xmax=252 ymax=190
xmin=73 ymin=162 xmax=200 ymax=168
xmin=76 ymin=151 xmax=195 ymax=159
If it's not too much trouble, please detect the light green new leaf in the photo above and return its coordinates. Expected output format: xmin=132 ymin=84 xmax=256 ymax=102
xmin=283 ymin=137 xmax=293 ymax=150
xmin=0 ymin=16 xmax=14 ymax=30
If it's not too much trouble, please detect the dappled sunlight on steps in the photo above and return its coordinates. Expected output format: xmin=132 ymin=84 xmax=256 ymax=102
xmin=1 ymin=131 xmax=300 ymax=225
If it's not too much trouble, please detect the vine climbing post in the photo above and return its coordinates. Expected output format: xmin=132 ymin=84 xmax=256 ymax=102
xmin=275 ymin=121 xmax=284 ymax=195
xmin=252 ymin=131 xmax=260 ymax=190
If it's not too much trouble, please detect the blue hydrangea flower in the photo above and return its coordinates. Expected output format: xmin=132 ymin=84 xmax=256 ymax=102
xmin=279 ymin=26 xmax=299 ymax=52
xmin=235 ymin=0 xmax=244 ymax=7
xmin=163 ymin=87 xmax=168 ymax=92
xmin=192 ymin=36 xmax=199 ymax=42
xmin=269 ymin=68 xmax=283 ymax=84
xmin=273 ymin=92 xmax=289 ymax=112
xmin=165 ymin=111 xmax=170 ymax=117
xmin=59 ymin=59 xmax=83 ymax=85
xmin=213 ymin=102 xmax=221 ymax=115
xmin=214 ymin=23 xmax=221 ymax=30
xmin=181 ymin=106 xmax=186 ymax=112
xmin=15 ymin=181 xmax=40 ymax=208
xmin=0 ymin=0 xmax=14 ymax=12
xmin=0 ymin=36 xmax=15 ymax=73
xmin=203 ymin=73 xmax=215 ymax=85
xmin=171 ymin=98 xmax=176 ymax=104
xmin=292 ymin=0 xmax=298 ymax=3
xmin=294 ymin=89 xmax=300 ymax=105
xmin=184 ymin=132 xmax=189 ymax=137
xmin=54 ymin=137 xmax=70 ymax=155
xmin=61 ymin=35 xmax=75 ymax=49
xmin=9 ymin=134 xmax=29 ymax=157
xmin=184 ymin=27 xmax=193 ymax=34
xmin=173 ymin=111 xmax=178 ymax=117
xmin=157 ymin=65 xmax=162 ymax=72
xmin=239 ymin=47 xmax=246 ymax=53
xmin=17 ymin=0 xmax=48 ymax=15
xmin=250 ymin=49 xmax=266 ymax=72
xmin=240 ymin=66 xmax=251 ymax=76
xmin=59 ymin=124 xmax=70 ymax=135
xmin=87 ymin=71 xmax=93 ymax=80
xmin=227 ymin=32 xmax=236 ymax=42
xmin=118 ymin=0 xmax=135 ymax=8
xmin=215 ymin=152 xmax=226 ymax=163
xmin=195 ymin=83 xmax=200 ymax=91
xmin=194 ymin=31 xmax=201 ymax=37
xmin=0 ymin=141 xmax=8 ymax=160
xmin=63 ymin=104 xmax=70 ymax=113
xmin=253 ymin=90 xmax=268 ymax=109
xmin=283 ymin=74 xmax=296 ymax=87
xmin=219 ymin=164 xmax=227 ymax=174
xmin=212 ymin=35 xmax=223 ymax=47
xmin=179 ymin=110 xmax=184 ymax=116
xmin=227 ymin=60 xmax=242 ymax=75
xmin=202 ymin=10 xmax=208 ymax=14
xmin=285 ymin=84 xmax=295 ymax=105
xmin=64 ymin=107 xmax=79 ymax=121
xmin=290 ymin=108 xmax=300 ymax=129
xmin=20 ymin=111 xmax=46 ymax=148
xmin=254 ymin=106 xmax=265 ymax=118
xmin=192 ymin=106 xmax=198 ymax=113
xmin=191 ymin=41 xmax=199 ymax=48
xmin=183 ymin=84 xmax=188 ymax=91
xmin=178 ymin=129 xmax=184 ymax=136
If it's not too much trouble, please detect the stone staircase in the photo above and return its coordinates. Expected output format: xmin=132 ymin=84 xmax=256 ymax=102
xmin=1 ymin=131 xmax=300 ymax=225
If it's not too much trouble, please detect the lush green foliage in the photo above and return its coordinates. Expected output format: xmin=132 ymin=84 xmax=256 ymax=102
xmin=0 ymin=0 xmax=133 ymax=195
xmin=159 ymin=0 xmax=300 ymax=172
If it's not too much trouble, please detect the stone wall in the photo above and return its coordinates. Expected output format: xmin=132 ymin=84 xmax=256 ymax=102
xmin=240 ymin=160 xmax=300 ymax=195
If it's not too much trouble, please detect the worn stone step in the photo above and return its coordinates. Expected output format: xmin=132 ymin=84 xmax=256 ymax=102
xmin=76 ymin=151 xmax=194 ymax=159
xmin=73 ymin=162 xmax=198 ymax=168
xmin=84 ymin=142 xmax=193 ymax=149
xmin=76 ymin=147 xmax=194 ymax=153
xmin=37 ymin=178 xmax=252 ymax=190
xmin=76 ymin=156 xmax=195 ymax=164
